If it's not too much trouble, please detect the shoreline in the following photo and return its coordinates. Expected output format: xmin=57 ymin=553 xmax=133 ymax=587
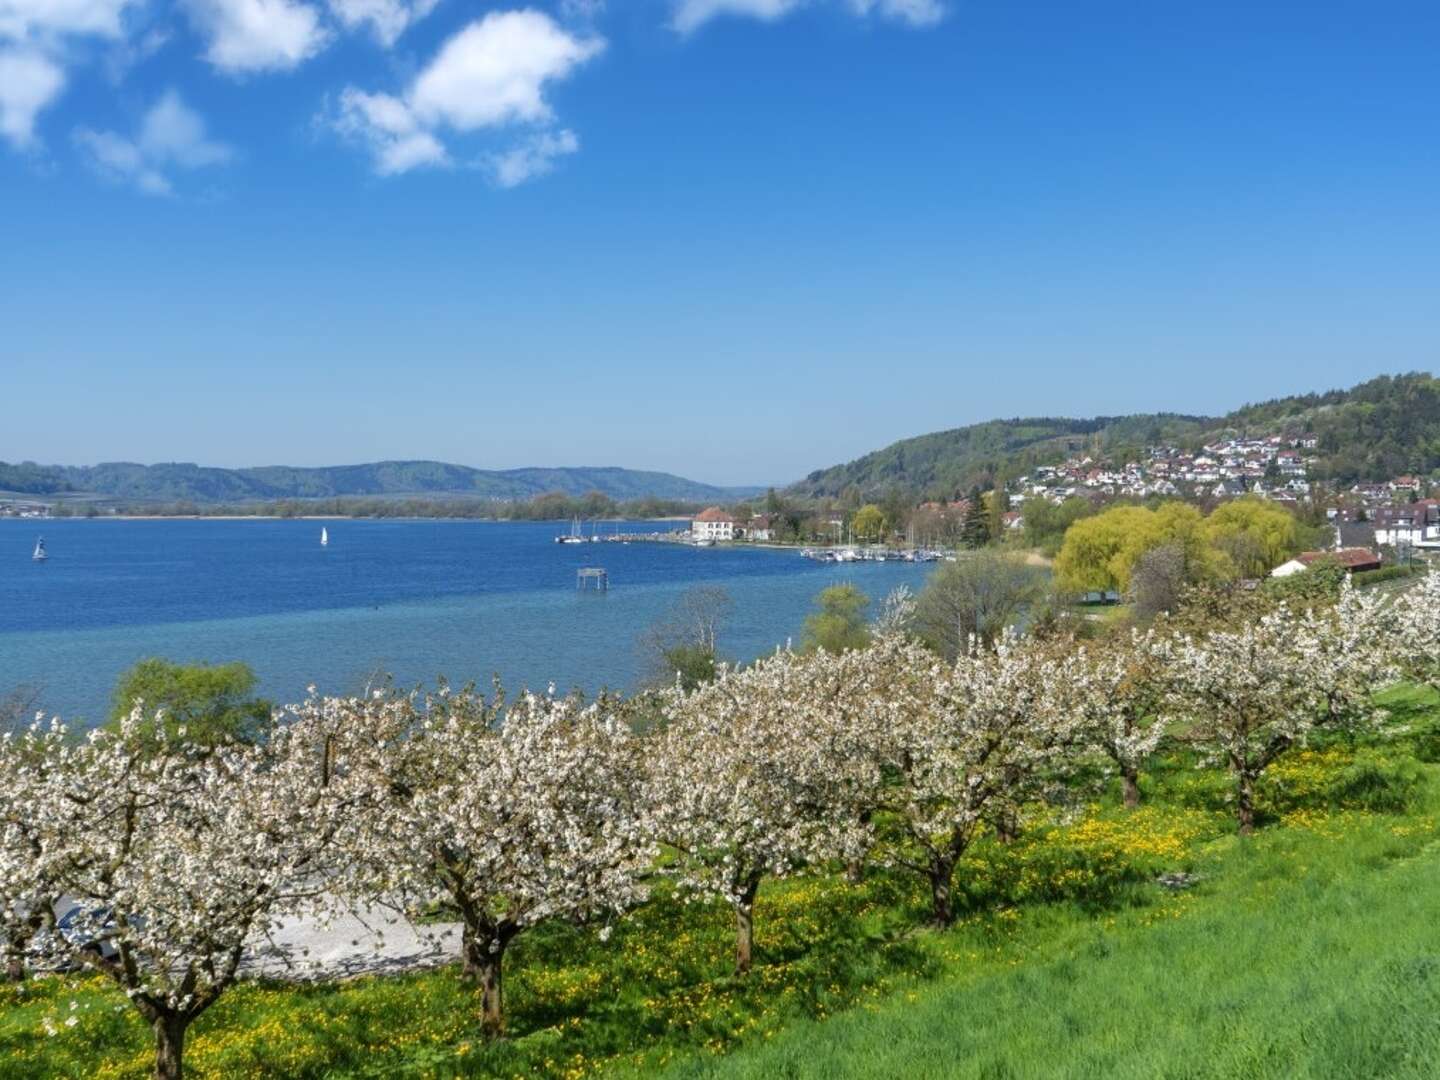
xmin=22 ymin=514 xmax=700 ymax=523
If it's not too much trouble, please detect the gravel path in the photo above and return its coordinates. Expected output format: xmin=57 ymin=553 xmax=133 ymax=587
xmin=240 ymin=906 xmax=464 ymax=982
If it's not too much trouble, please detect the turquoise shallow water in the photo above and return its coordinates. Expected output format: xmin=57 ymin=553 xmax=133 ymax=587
xmin=0 ymin=519 xmax=933 ymax=725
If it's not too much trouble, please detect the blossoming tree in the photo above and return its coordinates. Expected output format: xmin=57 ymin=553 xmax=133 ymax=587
xmin=1385 ymin=570 xmax=1440 ymax=694
xmin=1058 ymin=631 xmax=1169 ymax=808
xmin=1159 ymin=584 xmax=1396 ymax=834
xmin=0 ymin=720 xmax=68 ymax=983
xmin=871 ymin=637 xmax=1080 ymax=926
xmin=319 ymin=685 xmax=651 ymax=1038
xmin=31 ymin=709 xmax=340 ymax=1080
xmin=644 ymin=645 xmax=902 ymax=973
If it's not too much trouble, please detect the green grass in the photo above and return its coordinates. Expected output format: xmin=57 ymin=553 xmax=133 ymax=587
xmin=4 ymin=721 xmax=1440 ymax=1078
xmin=659 ymin=815 xmax=1440 ymax=1079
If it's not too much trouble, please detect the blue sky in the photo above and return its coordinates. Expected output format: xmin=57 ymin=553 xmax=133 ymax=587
xmin=2 ymin=1 xmax=1438 ymax=486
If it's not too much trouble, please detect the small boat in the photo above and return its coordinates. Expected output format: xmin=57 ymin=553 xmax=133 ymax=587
xmin=320 ymin=526 xmax=329 ymax=547
xmin=555 ymin=517 xmax=586 ymax=544
xmin=32 ymin=537 xmax=47 ymax=562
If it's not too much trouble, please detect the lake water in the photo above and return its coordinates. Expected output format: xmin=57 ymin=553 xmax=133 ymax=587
xmin=0 ymin=519 xmax=934 ymax=725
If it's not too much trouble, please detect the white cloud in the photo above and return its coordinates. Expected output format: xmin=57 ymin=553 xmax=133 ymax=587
xmin=325 ymin=0 xmax=438 ymax=47
xmin=489 ymin=126 xmax=576 ymax=187
xmin=559 ymin=0 xmax=605 ymax=21
xmin=0 ymin=47 xmax=63 ymax=146
xmin=672 ymin=0 xmax=943 ymax=33
xmin=409 ymin=11 xmax=603 ymax=129
xmin=333 ymin=86 xmax=448 ymax=173
xmin=74 ymin=88 xmax=233 ymax=193
xmin=0 ymin=0 xmax=136 ymax=41
xmin=332 ymin=10 xmax=602 ymax=182
xmin=672 ymin=0 xmax=800 ymax=34
xmin=182 ymin=0 xmax=330 ymax=73
xmin=0 ymin=0 xmax=139 ymax=148
xmin=847 ymin=0 xmax=942 ymax=26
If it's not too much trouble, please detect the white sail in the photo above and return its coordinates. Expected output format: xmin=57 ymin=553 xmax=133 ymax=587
xmin=32 ymin=537 xmax=47 ymax=561
xmin=320 ymin=527 xmax=329 ymax=546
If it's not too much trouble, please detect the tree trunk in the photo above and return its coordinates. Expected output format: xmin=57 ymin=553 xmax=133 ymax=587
xmin=845 ymin=812 xmax=873 ymax=883
xmin=152 ymin=1013 xmax=188 ymax=1080
xmin=461 ymin=932 xmax=507 ymax=1039
xmin=1122 ymin=767 xmax=1141 ymax=810
xmin=460 ymin=925 xmax=477 ymax=980
xmin=1236 ymin=770 xmax=1257 ymax=836
xmin=994 ymin=810 xmax=1019 ymax=845
xmin=928 ymin=855 xmax=956 ymax=928
xmin=733 ymin=876 xmax=761 ymax=976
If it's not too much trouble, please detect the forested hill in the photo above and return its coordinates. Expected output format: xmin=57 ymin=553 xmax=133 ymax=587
xmin=0 ymin=460 xmax=762 ymax=505
xmin=792 ymin=372 xmax=1440 ymax=499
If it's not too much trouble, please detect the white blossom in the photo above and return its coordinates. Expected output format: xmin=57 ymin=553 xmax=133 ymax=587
xmin=643 ymin=643 xmax=905 ymax=971
xmin=22 ymin=707 xmax=341 ymax=1078
xmin=310 ymin=684 xmax=651 ymax=1036
xmin=1158 ymin=581 xmax=1397 ymax=833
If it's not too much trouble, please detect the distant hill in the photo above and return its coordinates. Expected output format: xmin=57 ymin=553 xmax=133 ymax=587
xmin=0 ymin=460 xmax=762 ymax=505
xmin=791 ymin=372 xmax=1440 ymax=498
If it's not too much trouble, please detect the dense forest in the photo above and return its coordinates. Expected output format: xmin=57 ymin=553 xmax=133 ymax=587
xmin=793 ymin=373 xmax=1440 ymax=499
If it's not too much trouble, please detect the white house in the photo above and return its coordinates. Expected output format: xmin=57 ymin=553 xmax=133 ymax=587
xmin=691 ymin=507 xmax=736 ymax=542
xmin=743 ymin=514 xmax=775 ymax=541
xmin=1372 ymin=502 xmax=1440 ymax=548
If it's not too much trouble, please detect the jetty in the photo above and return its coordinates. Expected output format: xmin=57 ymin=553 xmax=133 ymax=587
xmin=576 ymin=567 xmax=609 ymax=591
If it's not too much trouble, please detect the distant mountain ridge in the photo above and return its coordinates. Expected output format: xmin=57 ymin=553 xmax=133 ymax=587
xmin=791 ymin=372 xmax=1440 ymax=499
xmin=0 ymin=460 xmax=763 ymax=505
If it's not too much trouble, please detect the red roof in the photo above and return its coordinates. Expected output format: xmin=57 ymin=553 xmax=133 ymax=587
xmin=1297 ymin=548 xmax=1381 ymax=570
xmin=694 ymin=507 xmax=735 ymax=523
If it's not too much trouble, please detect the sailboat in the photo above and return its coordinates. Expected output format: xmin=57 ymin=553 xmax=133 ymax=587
xmin=320 ymin=527 xmax=329 ymax=547
xmin=32 ymin=537 xmax=47 ymax=562
xmin=555 ymin=517 xmax=585 ymax=544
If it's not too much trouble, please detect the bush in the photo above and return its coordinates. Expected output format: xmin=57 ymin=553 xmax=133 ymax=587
xmin=1353 ymin=563 xmax=1426 ymax=588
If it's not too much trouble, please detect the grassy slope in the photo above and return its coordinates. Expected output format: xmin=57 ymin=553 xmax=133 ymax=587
xmin=3 ymin=707 xmax=1439 ymax=1079
xmin=663 ymin=817 xmax=1440 ymax=1080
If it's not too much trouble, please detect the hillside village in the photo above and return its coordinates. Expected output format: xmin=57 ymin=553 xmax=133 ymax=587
xmin=1019 ymin=433 xmax=1320 ymax=504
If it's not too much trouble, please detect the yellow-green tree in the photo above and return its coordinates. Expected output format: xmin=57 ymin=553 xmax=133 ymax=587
xmin=1202 ymin=497 xmax=1300 ymax=578
xmin=850 ymin=504 xmax=888 ymax=543
xmin=801 ymin=584 xmax=872 ymax=654
xmin=1054 ymin=498 xmax=1300 ymax=596
xmin=1053 ymin=502 xmax=1213 ymax=595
